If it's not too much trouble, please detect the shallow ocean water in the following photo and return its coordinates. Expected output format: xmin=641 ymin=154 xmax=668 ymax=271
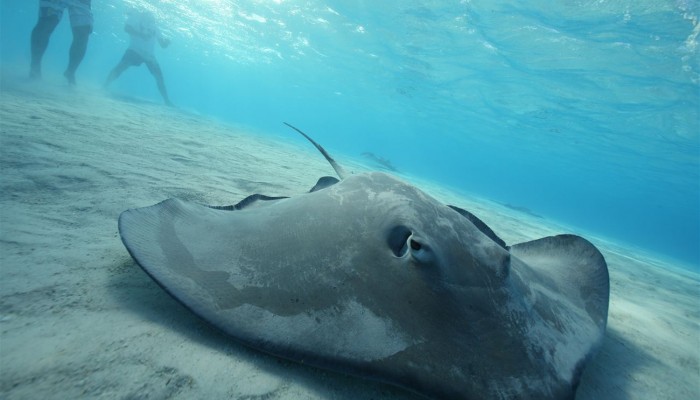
xmin=1 ymin=3 xmax=700 ymax=399
xmin=1 ymin=0 xmax=698 ymax=267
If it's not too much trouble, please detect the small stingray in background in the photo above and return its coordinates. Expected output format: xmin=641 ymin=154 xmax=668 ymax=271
xmin=362 ymin=151 xmax=399 ymax=172
xmin=118 ymin=123 xmax=609 ymax=400
xmin=500 ymin=202 xmax=544 ymax=219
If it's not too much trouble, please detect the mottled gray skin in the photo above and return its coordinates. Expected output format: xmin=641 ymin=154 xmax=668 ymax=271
xmin=119 ymin=172 xmax=609 ymax=400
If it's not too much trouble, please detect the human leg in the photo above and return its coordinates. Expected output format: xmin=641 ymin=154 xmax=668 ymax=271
xmin=104 ymin=60 xmax=131 ymax=87
xmin=105 ymin=50 xmax=141 ymax=87
xmin=64 ymin=24 xmax=92 ymax=84
xmin=64 ymin=0 xmax=93 ymax=84
xmin=146 ymin=60 xmax=172 ymax=106
xmin=30 ymin=10 xmax=61 ymax=79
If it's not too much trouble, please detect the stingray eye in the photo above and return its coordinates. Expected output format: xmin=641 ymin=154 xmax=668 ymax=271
xmin=387 ymin=226 xmax=434 ymax=263
xmin=409 ymin=238 xmax=433 ymax=264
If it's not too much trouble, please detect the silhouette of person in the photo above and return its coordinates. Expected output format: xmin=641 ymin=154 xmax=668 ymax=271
xmin=105 ymin=9 xmax=173 ymax=106
xmin=30 ymin=0 xmax=93 ymax=85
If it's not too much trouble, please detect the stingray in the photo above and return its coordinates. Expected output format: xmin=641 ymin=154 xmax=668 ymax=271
xmin=118 ymin=123 xmax=609 ymax=400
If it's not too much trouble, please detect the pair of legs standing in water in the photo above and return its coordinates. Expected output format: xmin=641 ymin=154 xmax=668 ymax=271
xmin=30 ymin=0 xmax=93 ymax=85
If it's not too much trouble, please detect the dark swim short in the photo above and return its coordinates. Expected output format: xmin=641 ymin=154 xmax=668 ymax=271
xmin=120 ymin=50 xmax=162 ymax=74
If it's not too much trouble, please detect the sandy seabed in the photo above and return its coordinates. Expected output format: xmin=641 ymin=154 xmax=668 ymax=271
xmin=0 ymin=76 xmax=698 ymax=400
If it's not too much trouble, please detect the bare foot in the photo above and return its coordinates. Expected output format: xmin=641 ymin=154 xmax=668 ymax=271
xmin=64 ymin=70 xmax=76 ymax=85
xmin=29 ymin=66 xmax=41 ymax=80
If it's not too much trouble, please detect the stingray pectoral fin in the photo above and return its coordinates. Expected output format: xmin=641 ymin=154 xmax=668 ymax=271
xmin=510 ymin=234 xmax=609 ymax=394
xmin=118 ymin=193 xmax=411 ymax=369
xmin=118 ymin=198 xmax=233 ymax=324
xmin=511 ymin=234 xmax=610 ymax=329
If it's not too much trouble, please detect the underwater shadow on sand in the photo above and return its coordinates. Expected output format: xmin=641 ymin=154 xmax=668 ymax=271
xmin=107 ymin=258 xmax=419 ymax=400
xmin=577 ymin=327 xmax=653 ymax=400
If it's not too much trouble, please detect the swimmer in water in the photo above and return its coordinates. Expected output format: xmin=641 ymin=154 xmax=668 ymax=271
xmin=105 ymin=9 xmax=173 ymax=106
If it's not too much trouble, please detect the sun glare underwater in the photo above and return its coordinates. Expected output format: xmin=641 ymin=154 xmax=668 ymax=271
xmin=0 ymin=0 xmax=698 ymax=268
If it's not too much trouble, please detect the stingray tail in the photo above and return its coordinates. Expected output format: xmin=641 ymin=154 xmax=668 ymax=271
xmin=283 ymin=122 xmax=348 ymax=179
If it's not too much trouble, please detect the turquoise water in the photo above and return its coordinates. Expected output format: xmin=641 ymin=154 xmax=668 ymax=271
xmin=1 ymin=1 xmax=699 ymax=267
